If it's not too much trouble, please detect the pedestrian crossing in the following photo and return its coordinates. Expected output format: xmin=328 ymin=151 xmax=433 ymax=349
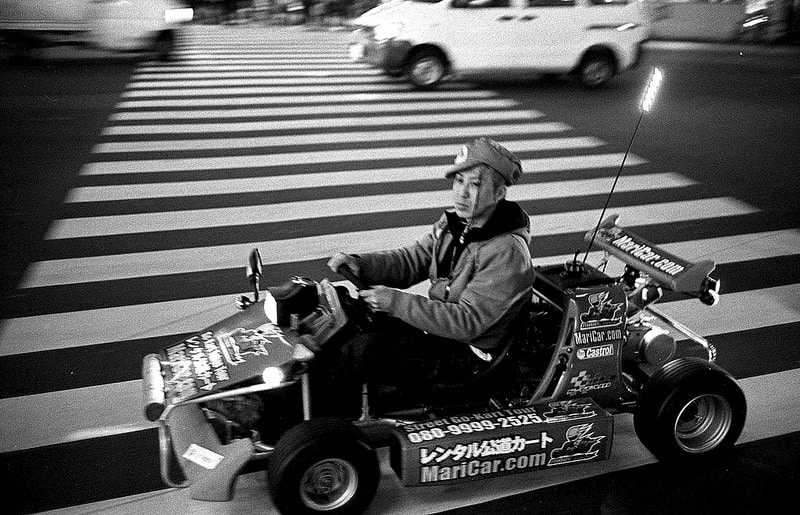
xmin=2 ymin=24 xmax=799 ymax=513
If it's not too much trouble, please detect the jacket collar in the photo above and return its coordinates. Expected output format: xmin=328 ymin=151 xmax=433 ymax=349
xmin=445 ymin=199 xmax=529 ymax=243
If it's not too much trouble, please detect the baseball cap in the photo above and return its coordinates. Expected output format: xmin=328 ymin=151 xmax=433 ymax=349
xmin=445 ymin=137 xmax=522 ymax=186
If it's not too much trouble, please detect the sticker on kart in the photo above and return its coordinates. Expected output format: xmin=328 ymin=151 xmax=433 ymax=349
xmin=391 ymin=399 xmax=613 ymax=486
xmin=161 ymin=315 xmax=295 ymax=403
xmin=586 ymin=215 xmax=716 ymax=294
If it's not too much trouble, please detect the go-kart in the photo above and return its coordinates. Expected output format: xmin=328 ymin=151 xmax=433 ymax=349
xmin=141 ymin=214 xmax=746 ymax=514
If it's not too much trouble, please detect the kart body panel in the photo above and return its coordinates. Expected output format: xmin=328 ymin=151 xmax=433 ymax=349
xmin=390 ymin=398 xmax=613 ymax=486
xmin=159 ymin=307 xmax=294 ymax=405
xmin=588 ymin=214 xmax=716 ymax=295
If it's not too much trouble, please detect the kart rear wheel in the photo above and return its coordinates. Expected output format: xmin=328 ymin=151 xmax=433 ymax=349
xmin=267 ymin=418 xmax=379 ymax=515
xmin=634 ymin=358 xmax=746 ymax=460
xmin=406 ymin=49 xmax=447 ymax=90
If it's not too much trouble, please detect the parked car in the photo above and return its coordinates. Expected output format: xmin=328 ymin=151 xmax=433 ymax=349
xmin=349 ymin=0 xmax=651 ymax=88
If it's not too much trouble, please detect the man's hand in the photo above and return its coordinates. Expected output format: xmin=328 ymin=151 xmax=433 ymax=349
xmin=359 ymin=286 xmax=394 ymax=313
xmin=327 ymin=252 xmax=360 ymax=276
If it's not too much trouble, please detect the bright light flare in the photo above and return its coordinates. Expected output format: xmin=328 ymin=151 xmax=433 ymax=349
xmin=640 ymin=67 xmax=663 ymax=112
xmin=264 ymin=290 xmax=278 ymax=324
xmin=262 ymin=367 xmax=285 ymax=387
xmin=743 ymin=16 xmax=768 ymax=28
xmin=164 ymin=8 xmax=193 ymax=24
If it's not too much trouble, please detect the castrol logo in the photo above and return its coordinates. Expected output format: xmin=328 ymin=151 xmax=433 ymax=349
xmin=576 ymin=344 xmax=614 ymax=360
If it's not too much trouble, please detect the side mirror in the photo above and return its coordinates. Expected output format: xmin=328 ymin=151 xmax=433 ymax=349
xmin=699 ymin=276 xmax=720 ymax=306
xmin=247 ymin=248 xmax=263 ymax=301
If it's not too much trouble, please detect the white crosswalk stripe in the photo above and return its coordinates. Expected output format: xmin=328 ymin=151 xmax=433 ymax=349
xmin=2 ymin=24 xmax=798 ymax=512
xmin=115 ymin=90 xmax=505 ymax=108
xmin=101 ymin=111 xmax=546 ymax=135
xmin=109 ymin=98 xmax=522 ymax=119
xmin=93 ymin=123 xmax=572 ymax=152
xmin=120 ymin=83 xmax=475 ymax=96
xmin=133 ymin=69 xmax=383 ymax=78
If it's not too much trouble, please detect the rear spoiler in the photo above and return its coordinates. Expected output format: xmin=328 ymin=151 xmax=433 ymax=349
xmin=585 ymin=215 xmax=720 ymax=305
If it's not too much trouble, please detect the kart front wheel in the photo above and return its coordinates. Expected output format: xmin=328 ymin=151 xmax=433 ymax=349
xmin=634 ymin=357 xmax=746 ymax=460
xmin=267 ymin=418 xmax=379 ymax=515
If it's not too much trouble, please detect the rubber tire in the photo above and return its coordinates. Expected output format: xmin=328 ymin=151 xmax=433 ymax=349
xmin=267 ymin=418 xmax=380 ymax=515
xmin=406 ymin=49 xmax=446 ymax=90
xmin=634 ymin=357 xmax=746 ymax=461
xmin=578 ymin=51 xmax=614 ymax=89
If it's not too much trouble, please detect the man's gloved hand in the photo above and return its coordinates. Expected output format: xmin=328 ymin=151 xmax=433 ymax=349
xmin=327 ymin=252 xmax=360 ymax=276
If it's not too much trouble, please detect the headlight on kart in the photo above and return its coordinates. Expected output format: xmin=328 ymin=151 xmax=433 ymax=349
xmin=374 ymin=22 xmax=403 ymax=42
xmin=264 ymin=289 xmax=278 ymax=324
xmin=262 ymin=366 xmax=285 ymax=387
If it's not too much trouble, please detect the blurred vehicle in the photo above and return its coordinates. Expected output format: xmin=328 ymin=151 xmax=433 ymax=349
xmin=0 ymin=0 xmax=193 ymax=59
xmin=349 ymin=0 xmax=650 ymax=89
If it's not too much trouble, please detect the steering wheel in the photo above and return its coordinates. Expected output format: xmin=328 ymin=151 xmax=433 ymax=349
xmin=336 ymin=265 xmax=386 ymax=327
xmin=336 ymin=264 xmax=371 ymax=292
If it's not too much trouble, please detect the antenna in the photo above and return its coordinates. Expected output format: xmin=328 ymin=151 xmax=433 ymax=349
xmin=583 ymin=67 xmax=663 ymax=264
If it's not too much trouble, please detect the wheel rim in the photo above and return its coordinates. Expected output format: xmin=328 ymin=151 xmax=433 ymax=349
xmin=299 ymin=458 xmax=358 ymax=511
xmin=673 ymin=393 xmax=733 ymax=454
xmin=411 ymin=57 xmax=444 ymax=86
xmin=582 ymin=60 xmax=611 ymax=86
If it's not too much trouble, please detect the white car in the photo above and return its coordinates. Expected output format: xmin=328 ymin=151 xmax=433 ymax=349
xmin=0 ymin=0 xmax=193 ymax=59
xmin=349 ymin=0 xmax=651 ymax=88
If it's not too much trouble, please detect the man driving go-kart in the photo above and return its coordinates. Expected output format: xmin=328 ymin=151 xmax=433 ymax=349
xmin=313 ymin=137 xmax=534 ymax=416
xmin=141 ymin=70 xmax=747 ymax=515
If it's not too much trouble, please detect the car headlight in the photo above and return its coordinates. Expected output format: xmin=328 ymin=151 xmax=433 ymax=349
xmin=262 ymin=366 xmax=285 ymax=387
xmin=164 ymin=8 xmax=193 ymax=24
xmin=374 ymin=22 xmax=403 ymax=43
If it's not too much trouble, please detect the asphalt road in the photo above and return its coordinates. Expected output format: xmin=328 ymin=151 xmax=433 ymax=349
xmin=0 ymin=55 xmax=138 ymax=304
xmin=2 ymin=41 xmax=799 ymax=303
xmin=1 ymin=28 xmax=799 ymax=514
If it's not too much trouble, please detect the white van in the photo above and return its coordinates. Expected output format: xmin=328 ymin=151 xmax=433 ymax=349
xmin=0 ymin=0 xmax=193 ymax=59
xmin=349 ymin=0 xmax=650 ymax=88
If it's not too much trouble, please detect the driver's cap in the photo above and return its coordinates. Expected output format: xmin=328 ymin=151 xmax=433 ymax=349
xmin=445 ymin=137 xmax=522 ymax=186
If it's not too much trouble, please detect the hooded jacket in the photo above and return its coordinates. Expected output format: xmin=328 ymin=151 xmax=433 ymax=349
xmin=354 ymin=200 xmax=534 ymax=351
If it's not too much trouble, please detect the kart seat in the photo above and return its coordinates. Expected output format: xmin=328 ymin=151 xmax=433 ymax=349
xmin=427 ymin=329 xmax=520 ymax=398
xmin=372 ymin=303 xmax=530 ymax=416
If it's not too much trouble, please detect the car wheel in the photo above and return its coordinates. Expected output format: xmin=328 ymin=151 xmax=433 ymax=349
xmin=578 ymin=52 xmax=614 ymax=88
xmin=267 ymin=418 xmax=380 ymax=515
xmin=406 ymin=49 xmax=446 ymax=90
xmin=634 ymin=357 xmax=746 ymax=461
